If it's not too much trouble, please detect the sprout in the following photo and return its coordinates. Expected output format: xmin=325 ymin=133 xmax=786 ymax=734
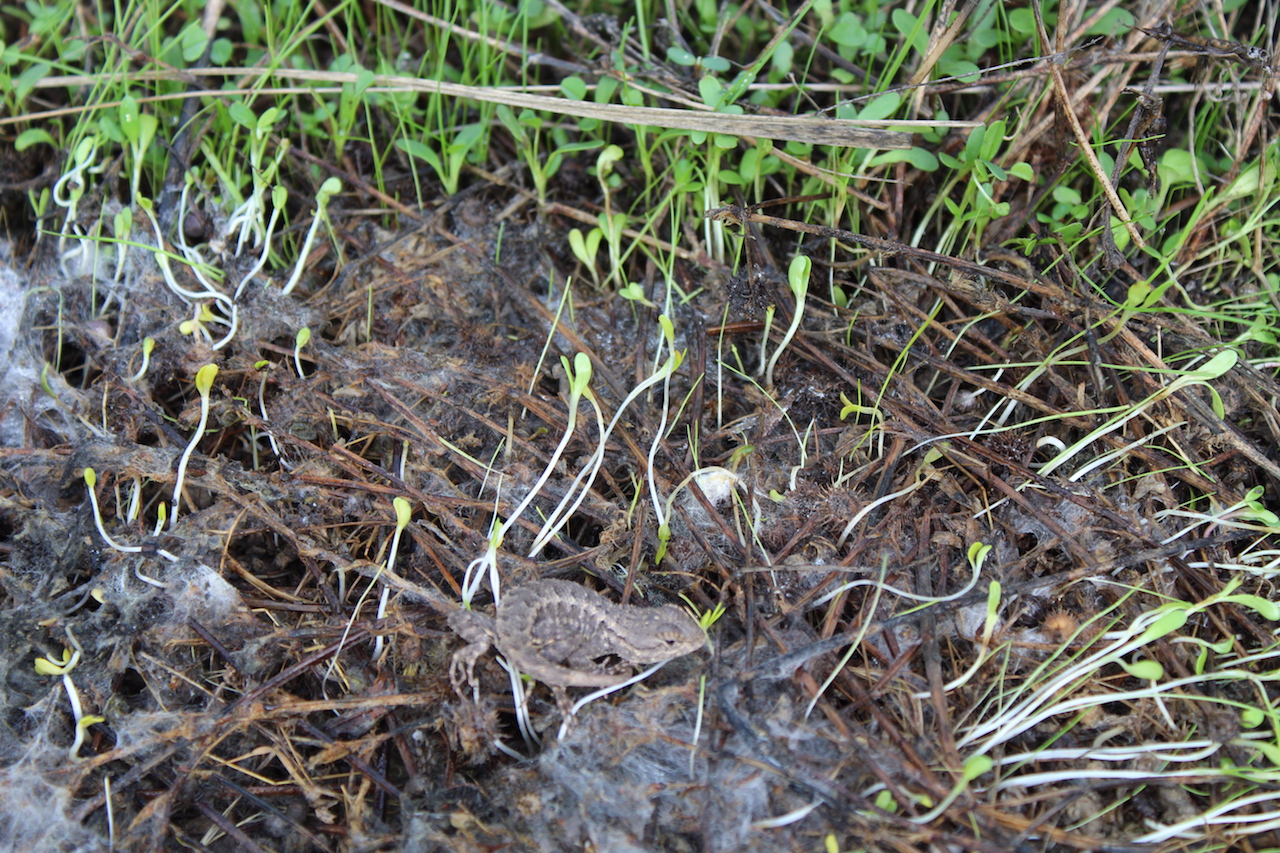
xmin=235 ymin=184 xmax=289 ymax=298
xmin=281 ymin=177 xmax=341 ymax=296
xmin=112 ymin=206 xmax=132 ymax=284
xmin=34 ymin=631 xmax=101 ymax=760
xmin=765 ymin=255 xmax=810 ymax=390
xmin=329 ymin=496 xmax=413 ymax=681
xmin=171 ymin=364 xmax=218 ymax=527
xmin=374 ymin=497 xmax=413 ymax=658
xmin=256 ymin=363 xmax=284 ymax=466
xmin=84 ymin=467 xmax=175 ymax=586
xmin=293 ymin=326 xmax=311 ymax=379
xmin=127 ymin=337 xmax=155 ymax=383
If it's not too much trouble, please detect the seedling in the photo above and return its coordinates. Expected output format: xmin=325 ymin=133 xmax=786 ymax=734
xmin=255 ymin=362 xmax=284 ymax=465
xmin=837 ymin=448 xmax=941 ymax=546
xmin=235 ymin=185 xmax=289 ymax=298
xmin=171 ymin=364 xmax=218 ymax=528
xmin=293 ymin=327 xmax=312 ymax=379
xmin=396 ymin=123 xmax=484 ymax=197
xmin=1036 ymin=349 xmax=1237 ymax=479
xmin=644 ymin=317 xmax=687 ymax=564
xmin=527 ymin=327 xmax=685 ymax=559
xmin=111 ymin=206 xmax=131 ymax=283
xmin=281 ymin=177 xmax=342 ymax=296
xmin=567 ymin=227 xmax=603 ymax=287
xmin=463 ymin=352 xmax=596 ymax=605
xmin=50 ymin=133 xmax=103 ymax=271
xmin=654 ymin=466 xmax=740 ymax=566
xmin=328 ymin=496 xmax=413 ymax=680
xmin=34 ymin=631 xmax=104 ymax=761
xmin=764 ymin=255 xmax=811 ymax=390
xmin=127 ymin=337 xmax=155 ymax=383
xmin=223 ymin=105 xmax=287 ymax=256
xmin=594 ymin=145 xmax=630 ymax=288
xmin=496 ymin=105 xmax=603 ymax=207
xmin=617 ymin=281 xmax=655 ymax=308
xmin=84 ymin=467 xmax=177 ymax=585
xmin=938 ymin=574 xmax=1001 ymax=694
xmin=137 ymin=196 xmax=239 ymax=350
xmin=117 ymin=94 xmax=158 ymax=204
xmin=909 ymin=754 xmax=995 ymax=824
xmin=374 ymin=497 xmax=413 ymax=658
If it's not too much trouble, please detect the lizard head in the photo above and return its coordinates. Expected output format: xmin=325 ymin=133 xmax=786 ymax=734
xmin=623 ymin=604 xmax=707 ymax=662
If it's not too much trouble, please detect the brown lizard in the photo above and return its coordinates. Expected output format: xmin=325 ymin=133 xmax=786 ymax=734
xmin=368 ymin=569 xmax=705 ymax=691
xmin=447 ymin=579 xmax=706 ymax=691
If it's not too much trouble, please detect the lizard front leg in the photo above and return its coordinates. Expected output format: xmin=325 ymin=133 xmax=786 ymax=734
xmin=447 ymin=609 xmax=497 ymax=695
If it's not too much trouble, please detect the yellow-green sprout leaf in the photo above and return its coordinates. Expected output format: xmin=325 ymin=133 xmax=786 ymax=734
xmin=114 ymin=206 xmax=133 ymax=238
xmin=1220 ymin=160 xmax=1267 ymax=204
xmin=1222 ymin=594 xmax=1280 ymax=620
xmin=83 ymin=467 xmax=97 ymax=488
xmin=1241 ymin=707 xmax=1265 ymax=728
xmin=1119 ymin=659 xmax=1164 ymax=681
xmin=119 ymin=94 xmax=141 ymax=142
xmin=685 ymin=598 xmax=725 ymax=630
xmin=787 ymin=254 xmax=811 ymax=297
xmin=1251 ymin=739 xmax=1280 ymax=766
xmin=295 ymin=326 xmax=312 ymax=350
xmin=40 ymin=363 xmax=56 ymax=397
xmin=257 ymin=107 xmax=282 ymax=134
xmin=572 ymin=351 xmax=592 ymax=393
xmin=961 ymin=754 xmax=993 ymax=782
xmin=16 ymin=128 xmax=56 ymax=150
xmin=654 ymin=522 xmax=672 ymax=565
xmin=34 ymin=658 xmax=63 ymax=675
xmin=658 ymin=314 xmax=676 ymax=346
xmin=394 ymin=496 xmax=412 ymax=529
xmin=194 ymin=364 xmax=219 ymax=396
xmin=1192 ymin=349 xmax=1238 ymax=380
xmin=35 ymin=648 xmax=73 ymax=675
xmin=1135 ymin=608 xmax=1188 ymax=644
xmin=1123 ymin=280 xmax=1153 ymax=309
xmin=727 ymin=444 xmax=755 ymax=468
xmin=596 ymin=144 xmax=624 ymax=175
xmin=618 ymin=282 xmax=655 ymax=306
xmin=967 ymin=541 xmax=992 ymax=572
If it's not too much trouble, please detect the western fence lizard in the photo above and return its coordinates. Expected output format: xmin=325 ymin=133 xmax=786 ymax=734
xmin=447 ymin=579 xmax=706 ymax=691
